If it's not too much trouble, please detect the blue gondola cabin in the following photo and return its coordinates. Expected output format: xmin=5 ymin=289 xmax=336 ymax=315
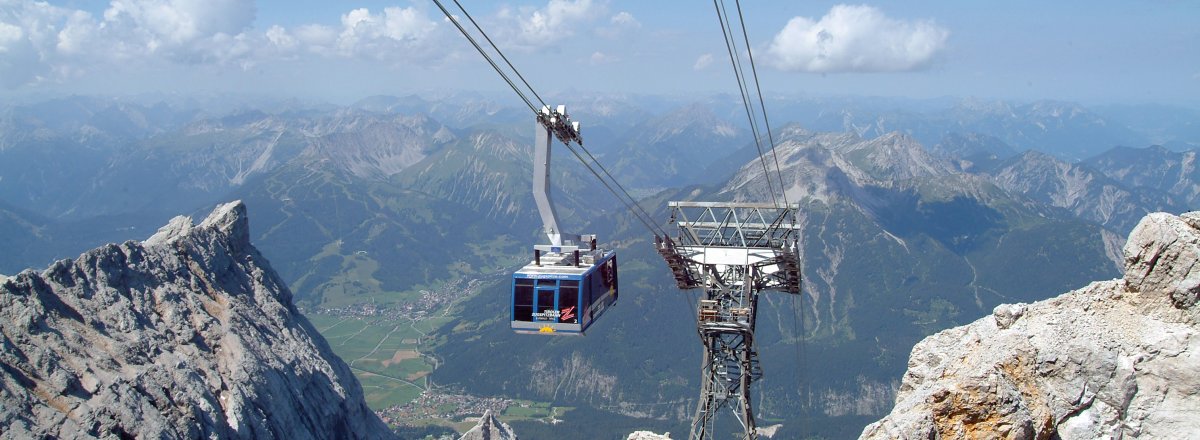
xmin=511 ymin=248 xmax=618 ymax=335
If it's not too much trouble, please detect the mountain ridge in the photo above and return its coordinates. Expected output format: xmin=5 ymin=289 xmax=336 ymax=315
xmin=2 ymin=94 xmax=1198 ymax=437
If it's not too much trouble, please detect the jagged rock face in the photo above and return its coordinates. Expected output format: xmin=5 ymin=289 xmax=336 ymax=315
xmin=458 ymin=410 xmax=517 ymax=440
xmin=0 ymin=201 xmax=394 ymax=439
xmin=860 ymin=211 xmax=1200 ymax=439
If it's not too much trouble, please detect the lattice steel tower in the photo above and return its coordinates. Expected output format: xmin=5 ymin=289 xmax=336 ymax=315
xmin=657 ymin=202 xmax=801 ymax=440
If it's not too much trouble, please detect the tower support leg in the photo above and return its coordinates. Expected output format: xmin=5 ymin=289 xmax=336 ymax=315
xmin=689 ymin=308 xmax=759 ymax=439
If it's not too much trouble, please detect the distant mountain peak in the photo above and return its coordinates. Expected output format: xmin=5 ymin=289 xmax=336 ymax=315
xmin=301 ymin=111 xmax=449 ymax=180
xmin=722 ymin=129 xmax=961 ymax=204
xmin=644 ymin=102 xmax=740 ymax=142
xmin=953 ymin=97 xmax=1015 ymax=116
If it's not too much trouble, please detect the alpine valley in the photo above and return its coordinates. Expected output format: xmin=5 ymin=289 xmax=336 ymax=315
xmin=1 ymin=93 xmax=1197 ymax=438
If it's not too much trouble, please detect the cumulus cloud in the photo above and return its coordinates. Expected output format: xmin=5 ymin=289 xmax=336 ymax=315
xmin=102 ymin=0 xmax=256 ymax=49
xmin=0 ymin=0 xmax=619 ymax=89
xmin=0 ymin=0 xmax=261 ymax=84
xmin=0 ymin=0 xmax=449 ymax=88
xmin=260 ymin=6 xmax=440 ymax=62
xmin=610 ymin=11 xmax=639 ymax=28
xmin=521 ymin=0 xmax=595 ymax=41
xmin=0 ymin=27 xmax=42 ymax=87
xmin=495 ymin=0 xmax=602 ymax=47
xmin=0 ymin=1 xmax=70 ymax=86
xmin=0 ymin=21 xmax=23 ymax=50
xmin=596 ymin=10 xmax=639 ymax=39
xmin=264 ymin=25 xmax=297 ymax=51
xmin=694 ymin=53 xmax=714 ymax=70
xmin=764 ymin=4 xmax=948 ymax=73
xmin=292 ymin=24 xmax=338 ymax=50
xmin=333 ymin=7 xmax=438 ymax=58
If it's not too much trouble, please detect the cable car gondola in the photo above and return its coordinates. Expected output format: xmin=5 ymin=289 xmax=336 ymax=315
xmin=510 ymin=244 xmax=618 ymax=335
xmin=509 ymin=106 xmax=619 ymax=335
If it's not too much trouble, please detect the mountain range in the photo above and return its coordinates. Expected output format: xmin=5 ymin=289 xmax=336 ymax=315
xmin=1 ymin=93 xmax=1198 ymax=438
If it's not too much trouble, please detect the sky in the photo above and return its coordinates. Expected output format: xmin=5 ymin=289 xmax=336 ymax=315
xmin=0 ymin=0 xmax=1197 ymax=105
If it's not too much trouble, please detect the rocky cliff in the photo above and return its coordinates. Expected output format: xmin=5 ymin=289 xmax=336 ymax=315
xmin=0 ymin=201 xmax=395 ymax=439
xmin=458 ymin=410 xmax=517 ymax=440
xmin=860 ymin=211 xmax=1200 ymax=439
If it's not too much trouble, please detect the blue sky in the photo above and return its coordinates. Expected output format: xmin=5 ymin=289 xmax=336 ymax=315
xmin=1 ymin=0 xmax=1197 ymax=105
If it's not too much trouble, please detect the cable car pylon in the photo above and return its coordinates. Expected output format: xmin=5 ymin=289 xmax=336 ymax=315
xmin=431 ymin=0 xmax=804 ymax=435
xmin=657 ymin=202 xmax=801 ymax=440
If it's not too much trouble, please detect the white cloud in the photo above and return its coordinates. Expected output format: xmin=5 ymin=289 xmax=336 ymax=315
xmin=56 ymin=11 xmax=99 ymax=54
xmin=293 ymin=24 xmax=337 ymax=49
xmin=764 ymin=4 xmax=948 ymax=73
xmin=596 ymin=10 xmax=638 ymax=39
xmin=264 ymin=7 xmax=440 ymax=60
xmin=0 ymin=1 xmax=450 ymax=88
xmin=0 ymin=22 xmax=41 ymax=87
xmin=336 ymin=7 xmax=437 ymax=57
xmin=610 ymin=12 xmax=639 ymax=28
xmin=264 ymin=25 xmax=297 ymax=51
xmin=3 ymin=0 xmax=260 ymax=69
xmin=694 ymin=53 xmax=714 ymax=70
xmin=0 ymin=0 xmax=631 ymax=89
xmin=102 ymin=0 xmax=256 ymax=48
xmin=0 ymin=2 xmax=69 ymax=87
xmin=0 ymin=22 xmax=23 ymax=52
xmin=509 ymin=0 xmax=602 ymax=46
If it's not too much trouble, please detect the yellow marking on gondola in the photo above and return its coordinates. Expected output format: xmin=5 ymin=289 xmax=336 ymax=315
xmin=539 ymin=325 xmax=556 ymax=333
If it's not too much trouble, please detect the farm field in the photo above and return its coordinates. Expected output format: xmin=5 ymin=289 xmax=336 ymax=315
xmin=308 ymin=314 xmax=450 ymax=408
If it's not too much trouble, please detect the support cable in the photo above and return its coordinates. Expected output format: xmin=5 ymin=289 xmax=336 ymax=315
xmin=431 ymin=0 xmax=537 ymax=114
xmin=571 ymin=141 xmax=669 ymax=238
xmin=717 ymin=0 xmax=772 ymax=205
xmin=560 ymin=141 xmax=667 ymax=238
xmin=714 ymin=0 xmax=780 ymax=208
xmin=449 ymin=0 xmax=550 ymax=112
xmin=734 ymin=0 xmax=790 ymax=207
xmin=432 ymin=0 xmax=668 ymax=240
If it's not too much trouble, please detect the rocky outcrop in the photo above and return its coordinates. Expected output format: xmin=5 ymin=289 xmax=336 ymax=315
xmin=0 ymin=201 xmax=395 ymax=439
xmin=627 ymin=431 xmax=672 ymax=440
xmin=458 ymin=410 xmax=517 ymax=440
xmin=860 ymin=211 xmax=1200 ymax=439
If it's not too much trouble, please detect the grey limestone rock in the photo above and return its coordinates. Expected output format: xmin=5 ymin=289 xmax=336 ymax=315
xmin=626 ymin=432 xmax=672 ymax=440
xmin=0 ymin=201 xmax=395 ymax=439
xmin=458 ymin=410 xmax=517 ymax=440
xmin=861 ymin=211 xmax=1200 ymax=439
xmin=992 ymin=303 xmax=1027 ymax=330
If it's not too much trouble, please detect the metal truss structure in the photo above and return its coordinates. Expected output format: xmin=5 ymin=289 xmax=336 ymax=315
xmin=656 ymin=202 xmax=801 ymax=440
